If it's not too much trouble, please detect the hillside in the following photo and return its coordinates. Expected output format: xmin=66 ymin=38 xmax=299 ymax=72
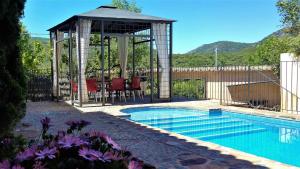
xmin=31 ymin=37 xmax=49 ymax=45
xmin=188 ymin=41 xmax=256 ymax=54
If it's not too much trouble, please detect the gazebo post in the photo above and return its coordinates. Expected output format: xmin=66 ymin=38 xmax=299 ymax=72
xmin=77 ymin=19 xmax=83 ymax=107
xmin=150 ymin=26 xmax=154 ymax=102
xmin=132 ymin=33 xmax=135 ymax=76
xmin=50 ymin=32 xmax=55 ymax=101
xmin=55 ymin=31 xmax=59 ymax=102
xmin=157 ymin=52 xmax=160 ymax=98
xmin=101 ymin=20 xmax=105 ymax=106
xmin=169 ymin=23 xmax=173 ymax=101
xmin=108 ymin=37 xmax=111 ymax=80
xmin=68 ymin=27 xmax=74 ymax=106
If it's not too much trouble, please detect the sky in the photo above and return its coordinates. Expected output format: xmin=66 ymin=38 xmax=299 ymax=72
xmin=22 ymin=0 xmax=282 ymax=54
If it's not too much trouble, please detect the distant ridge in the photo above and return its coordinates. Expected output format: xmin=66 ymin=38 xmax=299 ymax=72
xmin=187 ymin=28 xmax=288 ymax=54
xmin=31 ymin=37 xmax=49 ymax=44
xmin=188 ymin=41 xmax=256 ymax=54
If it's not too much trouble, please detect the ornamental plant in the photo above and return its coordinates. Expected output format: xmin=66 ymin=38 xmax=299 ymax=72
xmin=0 ymin=117 xmax=155 ymax=169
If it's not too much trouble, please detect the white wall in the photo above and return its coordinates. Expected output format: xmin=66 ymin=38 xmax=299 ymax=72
xmin=280 ymin=53 xmax=300 ymax=114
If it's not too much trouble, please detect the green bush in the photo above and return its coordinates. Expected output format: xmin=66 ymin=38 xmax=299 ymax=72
xmin=0 ymin=0 xmax=26 ymax=137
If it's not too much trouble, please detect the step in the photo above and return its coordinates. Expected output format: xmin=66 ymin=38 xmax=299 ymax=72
xmin=186 ymin=125 xmax=261 ymax=138
xmin=136 ymin=114 xmax=207 ymax=123
xmin=149 ymin=116 xmax=231 ymax=127
xmin=178 ymin=123 xmax=253 ymax=135
xmin=196 ymin=128 xmax=266 ymax=140
xmin=162 ymin=119 xmax=244 ymax=131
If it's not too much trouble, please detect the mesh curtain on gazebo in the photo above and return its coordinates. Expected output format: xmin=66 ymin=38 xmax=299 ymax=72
xmin=52 ymin=31 xmax=64 ymax=97
xmin=118 ymin=35 xmax=129 ymax=78
xmin=76 ymin=19 xmax=92 ymax=102
xmin=152 ymin=23 xmax=170 ymax=99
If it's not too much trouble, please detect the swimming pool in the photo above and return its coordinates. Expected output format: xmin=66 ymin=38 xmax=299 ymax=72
xmin=122 ymin=107 xmax=300 ymax=167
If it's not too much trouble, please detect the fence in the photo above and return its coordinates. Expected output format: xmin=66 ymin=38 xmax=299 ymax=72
xmin=172 ymin=65 xmax=281 ymax=111
xmin=281 ymin=59 xmax=300 ymax=114
xmin=26 ymin=71 xmax=52 ymax=101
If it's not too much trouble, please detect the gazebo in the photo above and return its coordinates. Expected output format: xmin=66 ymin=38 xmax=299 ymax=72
xmin=48 ymin=6 xmax=175 ymax=107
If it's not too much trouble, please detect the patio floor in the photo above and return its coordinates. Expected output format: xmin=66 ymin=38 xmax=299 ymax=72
xmin=17 ymin=101 xmax=299 ymax=169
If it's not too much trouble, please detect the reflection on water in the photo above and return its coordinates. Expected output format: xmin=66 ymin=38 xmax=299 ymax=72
xmin=279 ymin=127 xmax=300 ymax=143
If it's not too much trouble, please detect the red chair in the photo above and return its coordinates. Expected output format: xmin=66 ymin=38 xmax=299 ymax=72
xmin=86 ymin=79 xmax=99 ymax=102
xmin=130 ymin=77 xmax=143 ymax=101
xmin=108 ymin=78 xmax=126 ymax=103
xmin=70 ymin=80 xmax=78 ymax=100
xmin=86 ymin=79 xmax=98 ymax=93
xmin=71 ymin=80 xmax=78 ymax=93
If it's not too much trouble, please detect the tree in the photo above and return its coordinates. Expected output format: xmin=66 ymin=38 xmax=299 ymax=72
xmin=0 ymin=0 xmax=26 ymax=136
xmin=254 ymin=36 xmax=300 ymax=76
xmin=277 ymin=0 xmax=300 ymax=35
xmin=112 ymin=0 xmax=141 ymax=13
xmin=20 ymin=24 xmax=52 ymax=74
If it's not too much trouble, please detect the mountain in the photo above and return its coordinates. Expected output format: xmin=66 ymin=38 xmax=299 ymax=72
xmin=187 ymin=28 xmax=289 ymax=55
xmin=188 ymin=41 xmax=256 ymax=54
xmin=31 ymin=37 xmax=49 ymax=45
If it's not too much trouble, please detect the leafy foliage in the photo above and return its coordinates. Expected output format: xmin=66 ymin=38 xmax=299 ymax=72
xmin=112 ymin=0 xmax=141 ymax=13
xmin=0 ymin=0 xmax=26 ymax=137
xmin=173 ymin=80 xmax=205 ymax=99
xmin=20 ymin=25 xmax=52 ymax=74
xmin=276 ymin=0 xmax=300 ymax=35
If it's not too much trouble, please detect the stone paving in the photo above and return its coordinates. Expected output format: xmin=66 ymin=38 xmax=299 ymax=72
xmin=17 ymin=101 xmax=299 ymax=169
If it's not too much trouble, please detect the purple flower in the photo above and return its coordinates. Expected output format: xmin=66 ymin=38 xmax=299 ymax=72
xmin=104 ymin=136 xmax=121 ymax=150
xmin=35 ymin=147 xmax=57 ymax=160
xmin=128 ymin=160 xmax=143 ymax=169
xmin=102 ymin=151 xmax=123 ymax=161
xmin=89 ymin=131 xmax=107 ymax=139
xmin=78 ymin=148 xmax=103 ymax=161
xmin=58 ymin=135 xmax=88 ymax=149
xmin=12 ymin=164 xmax=24 ymax=169
xmin=0 ymin=160 xmax=10 ymax=169
xmin=16 ymin=147 xmax=36 ymax=162
xmin=57 ymin=131 xmax=66 ymax=138
xmin=33 ymin=161 xmax=47 ymax=169
xmin=66 ymin=120 xmax=91 ymax=130
xmin=41 ymin=117 xmax=51 ymax=131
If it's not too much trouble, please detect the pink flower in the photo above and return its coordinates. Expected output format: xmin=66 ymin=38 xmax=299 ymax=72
xmin=78 ymin=148 xmax=103 ymax=161
xmin=16 ymin=147 xmax=36 ymax=162
xmin=58 ymin=135 xmax=88 ymax=149
xmin=0 ymin=160 xmax=10 ymax=169
xmin=104 ymin=136 xmax=121 ymax=150
xmin=102 ymin=151 xmax=123 ymax=161
xmin=12 ymin=164 xmax=24 ymax=169
xmin=128 ymin=160 xmax=143 ymax=169
xmin=35 ymin=147 xmax=57 ymax=160
xmin=57 ymin=131 xmax=66 ymax=138
xmin=41 ymin=117 xmax=51 ymax=131
xmin=89 ymin=131 xmax=107 ymax=139
xmin=66 ymin=120 xmax=91 ymax=130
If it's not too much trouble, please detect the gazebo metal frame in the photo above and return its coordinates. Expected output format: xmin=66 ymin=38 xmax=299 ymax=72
xmin=48 ymin=6 xmax=175 ymax=107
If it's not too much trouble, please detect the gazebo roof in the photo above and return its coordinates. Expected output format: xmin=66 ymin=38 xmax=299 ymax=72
xmin=48 ymin=6 xmax=175 ymax=33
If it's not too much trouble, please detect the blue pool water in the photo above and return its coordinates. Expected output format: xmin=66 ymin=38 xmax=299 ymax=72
xmin=122 ymin=107 xmax=300 ymax=167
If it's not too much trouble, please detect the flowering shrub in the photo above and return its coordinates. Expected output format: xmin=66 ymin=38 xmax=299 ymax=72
xmin=0 ymin=118 xmax=155 ymax=169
